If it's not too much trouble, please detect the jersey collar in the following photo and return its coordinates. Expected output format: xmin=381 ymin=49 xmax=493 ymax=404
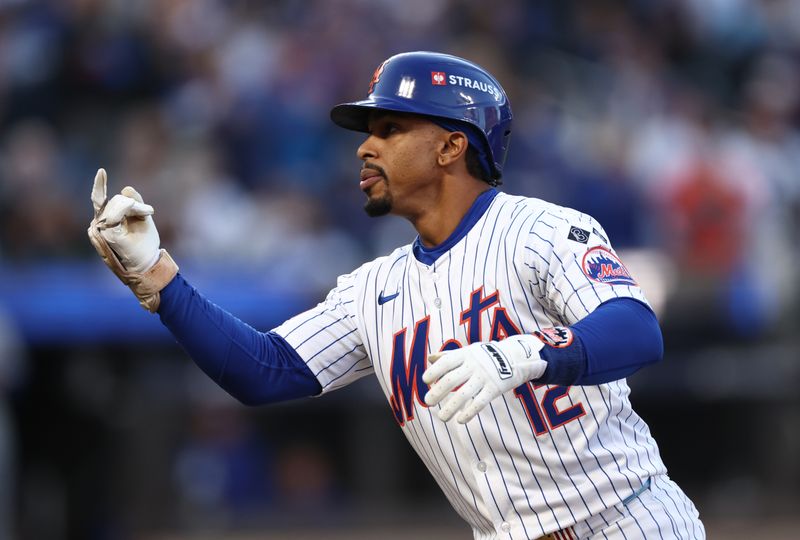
xmin=412 ymin=188 xmax=498 ymax=265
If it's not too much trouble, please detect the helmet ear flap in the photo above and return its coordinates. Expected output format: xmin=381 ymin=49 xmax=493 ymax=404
xmin=330 ymin=51 xmax=513 ymax=179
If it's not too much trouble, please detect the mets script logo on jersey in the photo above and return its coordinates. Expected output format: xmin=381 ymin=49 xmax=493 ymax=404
xmin=535 ymin=326 xmax=573 ymax=348
xmin=387 ymin=287 xmax=521 ymax=426
xmin=581 ymin=246 xmax=636 ymax=286
xmin=387 ymin=288 xmax=586 ymax=433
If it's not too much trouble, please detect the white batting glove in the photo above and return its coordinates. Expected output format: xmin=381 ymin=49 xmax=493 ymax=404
xmin=423 ymin=335 xmax=548 ymax=424
xmin=91 ymin=169 xmax=160 ymax=273
xmin=88 ymin=168 xmax=178 ymax=312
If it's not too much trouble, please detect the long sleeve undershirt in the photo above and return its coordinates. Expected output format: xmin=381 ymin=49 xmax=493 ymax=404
xmin=538 ymin=298 xmax=663 ymax=385
xmin=157 ymin=275 xmax=662 ymax=405
xmin=158 ymin=274 xmax=322 ymax=404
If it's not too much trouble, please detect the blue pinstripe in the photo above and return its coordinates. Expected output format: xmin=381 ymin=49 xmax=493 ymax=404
xmin=430 ymin=259 xmax=489 ymax=526
xmin=305 ymin=328 xmax=359 ymax=362
xmin=488 ymin=400 xmax=547 ymax=532
xmin=320 ymin=354 xmax=369 ymax=388
xmin=463 ymin=423 xmax=508 ymax=534
xmin=476 ymin=409 xmax=531 ymax=540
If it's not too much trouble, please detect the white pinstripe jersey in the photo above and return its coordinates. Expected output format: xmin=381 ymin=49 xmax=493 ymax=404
xmin=274 ymin=192 xmax=668 ymax=539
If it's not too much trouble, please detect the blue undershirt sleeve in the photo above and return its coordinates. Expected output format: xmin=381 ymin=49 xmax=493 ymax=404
xmin=157 ymin=274 xmax=322 ymax=405
xmin=537 ymin=298 xmax=663 ymax=386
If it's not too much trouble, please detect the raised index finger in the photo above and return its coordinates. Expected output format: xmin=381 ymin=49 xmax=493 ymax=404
xmin=91 ymin=168 xmax=108 ymax=213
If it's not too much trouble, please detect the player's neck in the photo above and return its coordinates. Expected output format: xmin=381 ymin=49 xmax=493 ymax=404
xmin=411 ymin=176 xmax=490 ymax=248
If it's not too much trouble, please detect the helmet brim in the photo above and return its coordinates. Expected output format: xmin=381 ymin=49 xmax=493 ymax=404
xmin=330 ymin=103 xmax=372 ymax=133
xmin=331 ymin=95 xmax=440 ymax=133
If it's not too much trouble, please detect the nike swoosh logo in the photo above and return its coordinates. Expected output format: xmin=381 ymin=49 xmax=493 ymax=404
xmin=378 ymin=291 xmax=400 ymax=305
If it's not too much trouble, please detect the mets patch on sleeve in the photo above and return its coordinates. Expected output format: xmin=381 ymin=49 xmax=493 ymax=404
xmin=581 ymin=246 xmax=636 ymax=286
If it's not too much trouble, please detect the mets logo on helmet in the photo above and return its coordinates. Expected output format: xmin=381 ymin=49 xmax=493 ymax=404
xmin=368 ymin=60 xmax=389 ymax=95
xmin=581 ymin=246 xmax=637 ymax=286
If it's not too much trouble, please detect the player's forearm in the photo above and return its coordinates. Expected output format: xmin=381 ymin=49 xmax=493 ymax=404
xmin=538 ymin=298 xmax=663 ymax=385
xmin=157 ymin=274 xmax=322 ymax=404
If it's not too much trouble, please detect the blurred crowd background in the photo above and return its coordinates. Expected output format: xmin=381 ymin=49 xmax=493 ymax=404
xmin=0 ymin=0 xmax=798 ymax=539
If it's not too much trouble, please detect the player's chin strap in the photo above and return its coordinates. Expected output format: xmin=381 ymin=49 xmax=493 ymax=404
xmin=88 ymin=221 xmax=178 ymax=313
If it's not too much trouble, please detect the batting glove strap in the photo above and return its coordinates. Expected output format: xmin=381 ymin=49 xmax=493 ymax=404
xmin=89 ymin=218 xmax=178 ymax=312
xmin=422 ymin=334 xmax=548 ymax=424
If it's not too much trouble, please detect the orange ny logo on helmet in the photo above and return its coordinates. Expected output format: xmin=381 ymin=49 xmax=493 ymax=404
xmin=368 ymin=60 xmax=389 ymax=95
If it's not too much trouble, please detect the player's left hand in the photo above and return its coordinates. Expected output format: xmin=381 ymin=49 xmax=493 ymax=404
xmin=423 ymin=334 xmax=548 ymax=424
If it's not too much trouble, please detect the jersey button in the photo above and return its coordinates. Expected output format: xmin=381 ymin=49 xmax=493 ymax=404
xmin=476 ymin=461 xmax=487 ymax=473
xmin=433 ymin=298 xmax=442 ymax=309
xmin=499 ymin=521 xmax=511 ymax=533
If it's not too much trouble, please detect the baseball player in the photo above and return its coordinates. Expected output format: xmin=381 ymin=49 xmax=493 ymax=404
xmin=88 ymin=52 xmax=705 ymax=539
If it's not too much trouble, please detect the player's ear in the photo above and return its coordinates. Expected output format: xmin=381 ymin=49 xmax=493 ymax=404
xmin=437 ymin=131 xmax=469 ymax=168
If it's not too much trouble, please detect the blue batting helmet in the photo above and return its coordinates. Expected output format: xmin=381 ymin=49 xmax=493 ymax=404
xmin=330 ymin=51 xmax=513 ymax=181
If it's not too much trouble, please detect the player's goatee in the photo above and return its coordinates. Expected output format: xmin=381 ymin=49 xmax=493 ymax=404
xmin=364 ymin=193 xmax=392 ymax=217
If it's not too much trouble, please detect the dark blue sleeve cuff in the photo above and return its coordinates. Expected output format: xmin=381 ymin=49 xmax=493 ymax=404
xmin=538 ymin=335 xmax=586 ymax=385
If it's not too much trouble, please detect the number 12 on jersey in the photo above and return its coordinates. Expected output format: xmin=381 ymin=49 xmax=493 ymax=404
xmin=514 ymin=383 xmax=586 ymax=436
